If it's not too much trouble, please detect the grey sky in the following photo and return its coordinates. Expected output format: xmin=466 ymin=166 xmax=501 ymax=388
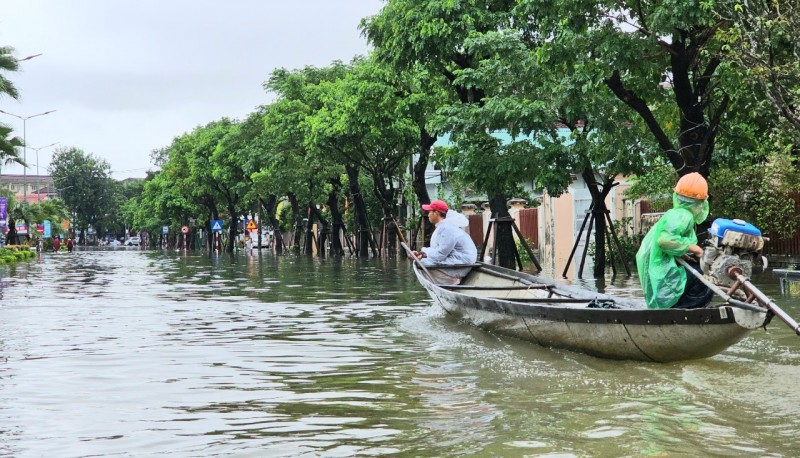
xmin=1 ymin=0 xmax=382 ymax=179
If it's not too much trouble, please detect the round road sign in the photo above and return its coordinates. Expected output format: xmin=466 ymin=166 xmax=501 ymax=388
xmin=181 ymin=225 xmax=189 ymax=234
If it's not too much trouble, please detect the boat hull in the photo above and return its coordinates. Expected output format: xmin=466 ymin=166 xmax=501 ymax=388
xmin=414 ymin=263 xmax=768 ymax=362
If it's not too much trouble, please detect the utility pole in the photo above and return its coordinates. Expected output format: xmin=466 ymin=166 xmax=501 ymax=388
xmin=0 ymin=109 xmax=57 ymax=203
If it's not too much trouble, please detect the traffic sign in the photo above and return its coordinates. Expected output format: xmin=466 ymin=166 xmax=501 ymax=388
xmin=246 ymin=219 xmax=257 ymax=231
xmin=181 ymin=225 xmax=189 ymax=234
xmin=211 ymin=220 xmax=223 ymax=232
xmin=162 ymin=226 xmax=169 ymax=235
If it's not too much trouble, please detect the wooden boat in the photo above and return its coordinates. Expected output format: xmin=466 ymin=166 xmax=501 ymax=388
xmin=412 ymin=262 xmax=770 ymax=362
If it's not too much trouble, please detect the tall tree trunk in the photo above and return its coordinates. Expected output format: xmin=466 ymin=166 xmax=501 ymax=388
xmin=326 ymin=178 xmax=346 ymax=256
xmin=605 ymin=33 xmax=728 ymax=180
xmin=226 ymin=211 xmax=239 ymax=254
xmin=346 ymin=164 xmax=375 ymax=258
xmin=412 ymin=129 xmax=436 ymax=205
xmin=488 ymin=193 xmax=516 ymax=269
xmin=372 ymin=171 xmax=398 ymax=256
xmin=287 ymin=193 xmax=302 ymax=252
xmin=581 ymin=169 xmax=606 ymax=278
xmin=6 ymin=218 xmax=17 ymax=244
xmin=260 ymin=194 xmax=284 ymax=254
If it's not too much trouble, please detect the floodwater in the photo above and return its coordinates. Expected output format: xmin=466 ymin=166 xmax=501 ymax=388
xmin=2 ymin=249 xmax=800 ymax=457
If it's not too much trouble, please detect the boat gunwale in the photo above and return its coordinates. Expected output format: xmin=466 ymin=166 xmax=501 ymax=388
xmin=417 ymin=263 xmax=768 ymax=327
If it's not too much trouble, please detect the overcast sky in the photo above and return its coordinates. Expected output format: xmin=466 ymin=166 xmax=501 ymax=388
xmin=1 ymin=0 xmax=382 ymax=179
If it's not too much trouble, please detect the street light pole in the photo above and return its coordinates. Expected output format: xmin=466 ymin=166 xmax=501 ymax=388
xmin=30 ymin=142 xmax=59 ymax=202
xmin=0 ymin=109 xmax=56 ymax=203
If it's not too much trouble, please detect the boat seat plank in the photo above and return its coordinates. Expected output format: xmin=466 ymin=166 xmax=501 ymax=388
xmin=441 ymin=284 xmax=550 ymax=290
xmin=428 ymin=263 xmax=483 ymax=269
xmin=489 ymin=297 xmax=599 ymax=304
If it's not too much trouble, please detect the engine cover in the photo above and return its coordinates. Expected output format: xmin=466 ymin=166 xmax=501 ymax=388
xmin=701 ymin=218 xmax=764 ymax=286
xmin=709 ymin=218 xmax=764 ymax=251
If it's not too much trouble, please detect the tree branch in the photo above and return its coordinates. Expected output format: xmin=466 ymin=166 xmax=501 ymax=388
xmin=604 ymin=70 xmax=681 ymax=169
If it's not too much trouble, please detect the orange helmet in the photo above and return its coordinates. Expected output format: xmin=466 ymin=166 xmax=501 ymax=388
xmin=674 ymin=172 xmax=708 ymax=200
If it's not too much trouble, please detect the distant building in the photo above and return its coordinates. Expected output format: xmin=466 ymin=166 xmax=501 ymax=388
xmin=0 ymin=174 xmax=57 ymax=202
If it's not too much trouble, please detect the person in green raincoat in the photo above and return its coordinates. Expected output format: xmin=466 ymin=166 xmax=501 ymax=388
xmin=636 ymin=172 xmax=714 ymax=309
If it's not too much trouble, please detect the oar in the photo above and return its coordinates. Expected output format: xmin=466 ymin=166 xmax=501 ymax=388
xmin=400 ymin=241 xmax=435 ymax=283
xmin=677 ymin=258 xmax=767 ymax=313
xmin=728 ymin=268 xmax=800 ymax=335
xmin=391 ymin=215 xmax=407 ymax=245
xmin=687 ymin=257 xmax=800 ymax=334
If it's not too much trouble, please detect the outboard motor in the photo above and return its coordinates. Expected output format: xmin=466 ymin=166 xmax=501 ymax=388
xmin=701 ymin=218 xmax=765 ymax=287
xmin=692 ymin=218 xmax=800 ymax=336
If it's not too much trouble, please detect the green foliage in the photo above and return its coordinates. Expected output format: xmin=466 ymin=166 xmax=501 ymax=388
xmin=0 ymin=123 xmax=24 ymax=167
xmin=49 ymin=0 xmax=797 ymax=259
xmin=587 ymin=217 xmax=644 ymax=267
xmin=48 ymin=146 xmax=119 ymax=236
xmin=275 ymin=201 xmax=294 ymax=233
xmin=515 ymin=237 xmax=537 ymax=265
xmin=710 ymin=147 xmax=800 ymax=238
xmin=0 ymin=246 xmax=35 ymax=264
xmin=305 ymin=57 xmax=417 ymax=217
xmin=624 ymin=162 xmax=677 ymax=209
xmin=13 ymin=199 xmax=71 ymax=239
xmin=0 ymin=46 xmax=25 ymax=167
xmin=714 ymin=0 xmax=800 ymax=139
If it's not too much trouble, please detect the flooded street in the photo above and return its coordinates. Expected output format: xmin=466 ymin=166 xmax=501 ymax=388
xmin=2 ymin=250 xmax=800 ymax=457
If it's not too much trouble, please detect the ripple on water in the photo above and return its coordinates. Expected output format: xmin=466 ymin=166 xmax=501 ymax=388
xmin=2 ymin=251 xmax=800 ymax=456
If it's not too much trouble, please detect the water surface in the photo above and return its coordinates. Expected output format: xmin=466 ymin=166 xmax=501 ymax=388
xmin=1 ymin=250 xmax=799 ymax=457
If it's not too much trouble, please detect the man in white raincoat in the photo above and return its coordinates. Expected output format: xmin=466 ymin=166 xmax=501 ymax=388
xmin=412 ymin=200 xmax=477 ymax=284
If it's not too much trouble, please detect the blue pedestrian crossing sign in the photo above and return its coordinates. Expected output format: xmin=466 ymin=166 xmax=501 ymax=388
xmin=211 ymin=220 xmax=224 ymax=232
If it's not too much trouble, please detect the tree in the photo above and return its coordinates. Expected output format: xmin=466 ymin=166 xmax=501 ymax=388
xmin=0 ymin=45 xmax=21 ymax=100
xmin=260 ymin=64 xmax=357 ymax=256
xmin=134 ymin=169 xmax=200 ymax=248
xmin=48 ymin=147 xmax=118 ymax=244
xmin=716 ymin=0 xmax=800 ymax=137
xmin=515 ymin=0 xmax=734 ymax=179
xmin=363 ymin=0 xmax=524 ymax=267
xmin=452 ymin=25 xmax=662 ymax=275
xmin=217 ymin=108 xmax=286 ymax=253
xmin=0 ymin=124 xmax=24 ymax=168
xmin=306 ymin=57 xmax=418 ymax=254
xmin=169 ymin=120 xmax=239 ymax=252
xmin=0 ymin=45 xmax=24 ymax=168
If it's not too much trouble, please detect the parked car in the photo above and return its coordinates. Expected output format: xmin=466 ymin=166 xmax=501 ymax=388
xmin=258 ymin=231 xmax=273 ymax=248
xmin=125 ymin=236 xmax=141 ymax=246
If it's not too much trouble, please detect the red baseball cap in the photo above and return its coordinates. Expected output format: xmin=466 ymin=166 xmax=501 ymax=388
xmin=421 ymin=200 xmax=448 ymax=213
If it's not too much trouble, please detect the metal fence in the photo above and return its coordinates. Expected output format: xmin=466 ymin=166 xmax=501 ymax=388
xmin=764 ymin=191 xmax=800 ymax=257
xmin=518 ymin=208 xmax=539 ymax=248
xmin=467 ymin=214 xmax=484 ymax=249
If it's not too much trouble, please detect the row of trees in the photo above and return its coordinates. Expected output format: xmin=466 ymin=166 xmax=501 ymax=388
xmin=131 ymin=1 xmax=799 ymax=270
xmin=4 ymin=2 xmax=799 ymax=274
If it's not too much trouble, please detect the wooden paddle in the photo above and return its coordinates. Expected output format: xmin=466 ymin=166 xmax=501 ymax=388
xmin=400 ymin=241 xmax=436 ymax=283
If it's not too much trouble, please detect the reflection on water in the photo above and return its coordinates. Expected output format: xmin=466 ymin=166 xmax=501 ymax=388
xmin=1 ymin=250 xmax=799 ymax=457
